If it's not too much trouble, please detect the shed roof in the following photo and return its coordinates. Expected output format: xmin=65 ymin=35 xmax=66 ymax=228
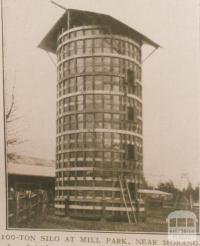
xmin=7 ymin=154 xmax=55 ymax=178
xmin=39 ymin=9 xmax=159 ymax=53
xmin=138 ymin=189 xmax=172 ymax=196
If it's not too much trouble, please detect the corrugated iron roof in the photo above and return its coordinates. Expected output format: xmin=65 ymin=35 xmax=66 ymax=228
xmin=7 ymin=154 xmax=55 ymax=178
xmin=39 ymin=9 xmax=159 ymax=53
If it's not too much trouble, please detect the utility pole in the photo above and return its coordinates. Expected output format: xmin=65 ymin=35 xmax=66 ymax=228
xmin=174 ymin=172 xmax=191 ymax=209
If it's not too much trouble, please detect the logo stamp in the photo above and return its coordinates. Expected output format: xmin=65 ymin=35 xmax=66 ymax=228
xmin=167 ymin=210 xmax=197 ymax=242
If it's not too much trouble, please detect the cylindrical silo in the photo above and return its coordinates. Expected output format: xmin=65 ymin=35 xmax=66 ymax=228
xmin=39 ymin=9 xmax=159 ymax=221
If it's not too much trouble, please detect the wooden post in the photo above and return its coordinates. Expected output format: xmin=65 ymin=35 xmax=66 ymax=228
xmin=15 ymin=192 xmax=19 ymax=224
xmin=67 ymin=10 xmax=70 ymax=30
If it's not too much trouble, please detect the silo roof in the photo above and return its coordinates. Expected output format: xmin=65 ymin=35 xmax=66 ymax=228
xmin=39 ymin=9 xmax=160 ymax=53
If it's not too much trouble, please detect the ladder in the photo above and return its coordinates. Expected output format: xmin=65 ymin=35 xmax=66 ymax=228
xmin=119 ymin=176 xmax=137 ymax=224
xmin=126 ymin=181 xmax=137 ymax=224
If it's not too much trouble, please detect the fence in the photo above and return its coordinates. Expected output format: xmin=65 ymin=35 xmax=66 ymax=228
xmin=8 ymin=190 xmax=49 ymax=226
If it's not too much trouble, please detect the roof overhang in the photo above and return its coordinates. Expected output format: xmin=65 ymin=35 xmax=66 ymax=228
xmin=39 ymin=9 xmax=160 ymax=54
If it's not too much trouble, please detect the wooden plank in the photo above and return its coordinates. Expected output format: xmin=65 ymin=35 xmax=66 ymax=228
xmin=56 ymin=186 xmax=121 ymax=191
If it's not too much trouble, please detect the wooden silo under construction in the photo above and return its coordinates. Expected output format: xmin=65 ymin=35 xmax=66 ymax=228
xmin=39 ymin=9 xmax=159 ymax=222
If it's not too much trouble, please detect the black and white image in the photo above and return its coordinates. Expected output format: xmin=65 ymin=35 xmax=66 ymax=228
xmin=2 ymin=0 xmax=199 ymax=234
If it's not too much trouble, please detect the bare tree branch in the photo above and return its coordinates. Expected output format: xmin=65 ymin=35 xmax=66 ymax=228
xmin=6 ymin=84 xmax=27 ymax=150
xmin=6 ymin=86 xmax=15 ymax=120
xmin=7 ymin=138 xmax=18 ymax=145
xmin=7 ymin=115 xmax=23 ymax=124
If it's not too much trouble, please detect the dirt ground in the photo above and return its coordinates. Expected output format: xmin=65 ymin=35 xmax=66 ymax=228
xmin=19 ymin=207 xmax=173 ymax=232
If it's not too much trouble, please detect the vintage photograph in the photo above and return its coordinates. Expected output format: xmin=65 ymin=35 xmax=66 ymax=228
xmin=2 ymin=0 xmax=199 ymax=233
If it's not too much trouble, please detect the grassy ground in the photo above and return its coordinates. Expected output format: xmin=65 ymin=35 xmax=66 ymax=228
xmin=19 ymin=207 xmax=174 ymax=232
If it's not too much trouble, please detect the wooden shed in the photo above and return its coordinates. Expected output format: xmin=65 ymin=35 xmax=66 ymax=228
xmin=7 ymin=154 xmax=55 ymax=192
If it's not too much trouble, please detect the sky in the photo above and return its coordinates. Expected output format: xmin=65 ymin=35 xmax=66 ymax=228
xmin=2 ymin=0 xmax=200 ymax=187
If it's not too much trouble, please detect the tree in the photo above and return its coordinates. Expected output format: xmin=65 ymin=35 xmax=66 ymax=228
xmin=192 ymin=185 xmax=199 ymax=202
xmin=157 ymin=181 xmax=179 ymax=195
xmin=5 ymin=86 xmax=24 ymax=152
